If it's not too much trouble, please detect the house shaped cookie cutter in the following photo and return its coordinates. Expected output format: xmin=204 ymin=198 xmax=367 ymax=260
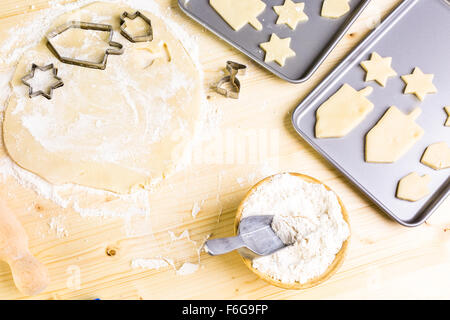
xmin=120 ymin=11 xmax=153 ymax=43
xmin=46 ymin=21 xmax=124 ymax=70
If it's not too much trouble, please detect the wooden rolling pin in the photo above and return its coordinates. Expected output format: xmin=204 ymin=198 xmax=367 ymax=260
xmin=0 ymin=200 xmax=49 ymax=296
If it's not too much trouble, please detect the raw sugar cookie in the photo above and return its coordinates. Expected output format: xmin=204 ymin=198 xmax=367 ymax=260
xmin=259 ymin=34 xmax=296 ymax=67
xmin=421 ymin=142 xmax=450 ymax=170
xmin=210 ymin=0 xmax=266 ymax=31
xmin=273 ymin=0 xmax=308 ymax=30
xmin=396 ymin=172 xmax=431 ymax=202
xmin=401 ymin=67 xmax=437 ymax=101
xmin=315 ymin=84 xmax=373 ymax=138
xmin=365 ymin=107 xmax=424 ymax=163
xmin=360 ymin=52 xmax=397 ymax=87
xmin=321 ymin=0 xmax=350 ymax=19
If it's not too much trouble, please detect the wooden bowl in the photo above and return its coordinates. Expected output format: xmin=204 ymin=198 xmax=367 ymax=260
xmin=234 ymin=172 xmax=350 ymax=290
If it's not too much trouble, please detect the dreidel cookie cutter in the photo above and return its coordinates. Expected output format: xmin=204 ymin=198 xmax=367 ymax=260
xmin=216 ymin=61 xmax=247 ymax=99
xmin=120 ymin=11 xmax=153 ymax=43
xmin=21 ymin=63 xmax=64 ymax=100
xmin=46 ymin=21 xmax=124 ymax=70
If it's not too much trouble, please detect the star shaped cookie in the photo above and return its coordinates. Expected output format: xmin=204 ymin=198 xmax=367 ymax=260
xmin=401 ymin=67 xmax=437 ymax=101
xmin=360 ymin=52 xmax=397 ymax=87
xmin=273 ymin=0 xmax=308 ymax=30
xmin=259 ymin=34 xmax=296 ymax=67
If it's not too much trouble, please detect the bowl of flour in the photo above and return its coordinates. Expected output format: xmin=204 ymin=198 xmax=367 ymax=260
xmin=235 ymin=172 xmax=350 ymax=289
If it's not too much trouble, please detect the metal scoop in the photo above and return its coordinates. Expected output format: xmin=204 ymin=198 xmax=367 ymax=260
xmin=204 ymin=215 xmax=286 ymax=257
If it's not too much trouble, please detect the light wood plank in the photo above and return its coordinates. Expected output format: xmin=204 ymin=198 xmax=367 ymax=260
xmin=0 ymin=0 xmax=448 ymax=300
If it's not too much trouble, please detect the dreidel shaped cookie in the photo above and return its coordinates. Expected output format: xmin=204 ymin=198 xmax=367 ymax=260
xmin=365 ymin=107 xmax=424 ymax=163
xmin=315 ymin=84 xmax=373 ymax=138
xmin=210 ymin=0 xmax=266 ymax=31
xmin=396 ymin=172 xmax=431 ymax=202
xmin=322 ymin=0 xmax=351 ymax=19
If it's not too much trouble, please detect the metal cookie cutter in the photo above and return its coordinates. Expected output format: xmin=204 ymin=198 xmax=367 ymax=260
xmin=46 ymin=21 xmax=124 ymax=70
xmin=21 ymin=63 xmax=64 ymax=100
xmin=215 ymin=61 xmax=247 ymax=99
xmin=120 ymin=11 xmax=153 ymax=43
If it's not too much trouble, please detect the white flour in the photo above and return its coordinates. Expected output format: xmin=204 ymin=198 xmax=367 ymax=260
xmin=191 ymin=200 xmax=204 ymax=219
xmin=176 ymin=262 xmax=199 ymax=275
xmin=131 ymin=258 xmax=199 ymax=276
xmin=240 ymin=173 xmax=349 ymax=284
xmin=131 ymin=257 xmax=174 ymax=270
xmin=49 ymin=215 xmax=69 ymax=238
xmin=131 ymin=227 xmax=202 ymax=276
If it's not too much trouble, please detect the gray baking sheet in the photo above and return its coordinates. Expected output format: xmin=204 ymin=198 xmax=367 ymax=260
xmin=292 ymin=0 xmax=450 ymax=226
xmin=178 ymin=0 xmax=372 ymax=83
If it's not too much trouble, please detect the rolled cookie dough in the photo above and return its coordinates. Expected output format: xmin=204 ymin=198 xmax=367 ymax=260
xmin=3 ymin=2 xmax=204 ymax=194
xmin=396 ymin=172 xmax=431 ymax=202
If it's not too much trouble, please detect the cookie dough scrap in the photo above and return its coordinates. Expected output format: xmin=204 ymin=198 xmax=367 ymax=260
xmin=321 ymin=0 xmax=350 ymax=19
xmin=444 ymin=106 xmax=450 ymax=127
xmin=396 ymin=172 xmax=431 ymax=202
xmin=273 ymin=0 xmax=308 ymax=30
xmin=365 ymin=107 xmax=424 ymax=163
xmin=259 ymin=34 xmax=296 ymax=66
xmin=401 ymin=67 xmax=437 ymax=101
xmin=421 ymin=142 xmax=450 ymax=170
xmin=210 ymin=0 xmax=266 ymax=31
xmin=360 ymin=52 xmax=397 ymax=87
xmin=315 ymin=84 xmax=374 ymax=138
xmin=3 ymin=2 xmax=204 ymax=194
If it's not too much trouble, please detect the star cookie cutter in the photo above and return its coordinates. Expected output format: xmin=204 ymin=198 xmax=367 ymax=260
xmin=215 ymin=61 xmax=247 ymax=99
xmin=21 ymin=63 xmax=64 ymax=100
xmin=120 ymin=11 xmax=153 ymax=43
xmin=46 ymin=21 xmax=124 ymax=70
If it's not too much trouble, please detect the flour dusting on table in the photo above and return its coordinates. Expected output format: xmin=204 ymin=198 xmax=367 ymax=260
xmin=131 ymin=257 xmax=174 ymax=271
xmin=176 ymin=262 xmax=199 ymax=276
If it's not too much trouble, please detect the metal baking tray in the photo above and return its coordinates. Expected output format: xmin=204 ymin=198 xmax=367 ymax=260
xmin=292 ymin=0 xmax=450 ymax=227
xmin=178 ymin=0 xmax=372 ymax=83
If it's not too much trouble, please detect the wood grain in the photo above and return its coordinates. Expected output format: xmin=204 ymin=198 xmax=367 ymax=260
xmin=0 ymin=0 xmax=448 ymax=300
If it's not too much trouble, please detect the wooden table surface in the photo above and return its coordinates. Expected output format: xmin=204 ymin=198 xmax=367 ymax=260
xmin=0 ymin=0 xmax=448 ymax=300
